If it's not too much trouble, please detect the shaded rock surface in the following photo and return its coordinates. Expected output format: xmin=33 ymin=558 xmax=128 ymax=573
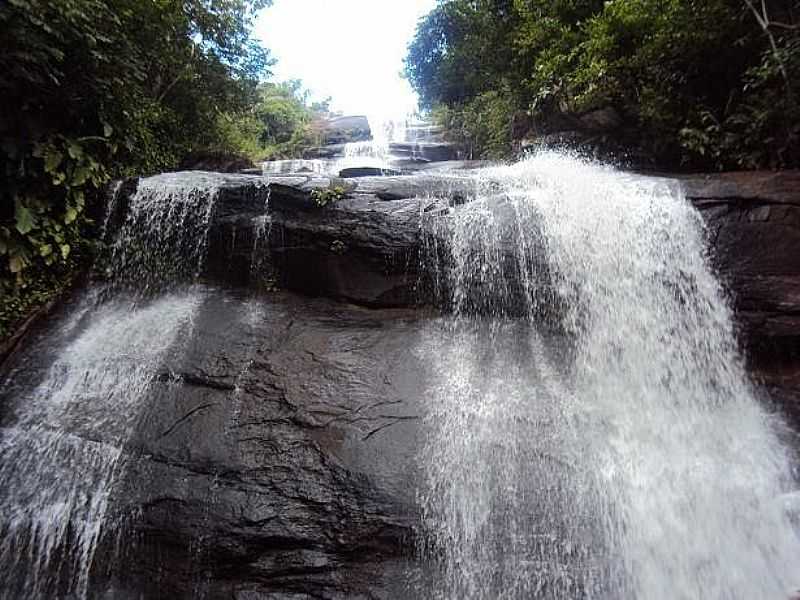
xmin=0 ymin=288 xmax=432 ymax=598
xmin=677 ymin=171 xmax=800 ymax=424
xmin=110 ymin=169 xmax=800 ymax=352
xmin=386 ymin=142 xmax=458 ymax=163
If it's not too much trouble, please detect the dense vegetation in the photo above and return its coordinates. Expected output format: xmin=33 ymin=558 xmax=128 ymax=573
xmin=0 ymin=0 xmax=321 ymax=342
xmin=405 ymin=0 xmax=799 ymax=168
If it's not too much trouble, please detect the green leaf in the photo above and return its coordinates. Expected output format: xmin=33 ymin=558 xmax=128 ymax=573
xmin=64 ymin=207 xmax=78 ymax=224
xmin=103 ymin=123 xmax=114 ymax=137
xmin=72 ymin=166 xmax=90 ymax=186
xmin=44 ymin=148 xmax=63 ymax=173
xmin=67 ymin=141 xmax=83 ymax=160
xmin=39 ymin=244 xmax=53 ymax=257
xmin=9 ymin=255 xmax=26 ymax=274
xmin=15 ymin=201 xmax=36 ymax=235
xmin=60 ymin=244 xmax=71 ymax=259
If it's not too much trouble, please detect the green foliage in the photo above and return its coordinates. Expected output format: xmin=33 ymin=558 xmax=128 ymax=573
xmin=214 ymin=81 xmax=329 ymax=162
xmin=0 ymin=262 xmax=77 ymax=343
xmin=254 ymin=81 xmax=321 ymax=159
xmin=406 ymin=0 xmax=800 ymax=170
xmin=310 ymin=186 xmax=347 ymax=208
xmin=433 ymin=91 xmax=515 ymax=160
xmin=0 ymin=0 xmax=275 ymax=340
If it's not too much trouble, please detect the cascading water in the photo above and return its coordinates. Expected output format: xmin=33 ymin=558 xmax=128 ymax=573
xmin=106 ymin=172 xmax=224 ymax=291
xmin=335 ymin=115 xmax=404 ymax=172
xmin=417 ymin=152 xmax=800 ymax=599
xmin=1 ymin=146 xmax=797 ymax=599
xmin=0 ymin=172 xmax=224 ymax=598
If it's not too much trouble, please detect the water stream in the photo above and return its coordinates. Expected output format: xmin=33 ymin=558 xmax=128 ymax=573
xmin=417 ymin=153 xmax=800 ymax=598
xmin=0 ymin=173 xmax=223 ymax=599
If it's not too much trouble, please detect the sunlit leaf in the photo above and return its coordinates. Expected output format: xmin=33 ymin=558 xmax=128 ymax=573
xmin=44 ymin=148 xmax=63 ymax=174
xmin=67 ymin=141 xmax=83 ymax=160
xmin=14 ymin=201 xmax=36 ymax=235
xmin=9 ymin=255 xmax=26 ymax=274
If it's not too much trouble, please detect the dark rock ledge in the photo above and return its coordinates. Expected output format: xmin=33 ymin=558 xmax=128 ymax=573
xmin=112 ymin=169 xmax=800 ymax=422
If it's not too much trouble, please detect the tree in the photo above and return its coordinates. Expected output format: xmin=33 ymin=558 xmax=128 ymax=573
xmin=405 ymin=0 xmax=799 ymax=170
xmin=0 ymin=0 xmax=274 ymax=338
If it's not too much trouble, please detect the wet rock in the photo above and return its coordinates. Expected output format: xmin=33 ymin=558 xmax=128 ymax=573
xmin=397 ymin=159 xmax=491 ymax=173
xmin=110 ymin=169 xmax=800 ymax=340
xmin=350 ymin=174 xmax=478 ymax=201
xmin=320 ymin=115 xmax=371 ymax=145
xmin=303 ymin=143 xmax=347 ymax=160
xmin=678 ymin=171 xmax=800 ymax=355
xmin=339 ymin=166 xmax=405 ymax=178
xmin=262 ymin=159 xmax=331 ymax=175
xmin=2 ymin=288 xmax=429 ymax=599
xmin=680 ymin=170 xmax=800 ymax=422
xmin=8 ymin=164 xmax=800 ymax=599
xmin=404 ymin=124 xmax=445 ymax=144
xmin=114 ymin=290 xmax=427 ymax=599
xmin=388 ymin=142 xmax=458 ymax=162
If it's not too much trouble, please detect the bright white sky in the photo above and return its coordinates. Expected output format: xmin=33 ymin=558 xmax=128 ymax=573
xmin=254 ymin=0 xmax=437 ymax=118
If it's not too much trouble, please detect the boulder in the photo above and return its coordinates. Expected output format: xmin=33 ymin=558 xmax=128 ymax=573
xmin=106 ymin=168 xmax=800 ymax=422
xmin=262 ymin=159 xmax=332 ymax=175
xmin=319 ymin=115 xmax=371 ymax=145
xmin=303 ymin=144 xmax=347 ymax=160
xmin=5 ymin=165 xmax=800 ymax=599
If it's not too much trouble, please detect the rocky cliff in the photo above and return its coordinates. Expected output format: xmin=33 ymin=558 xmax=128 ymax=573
xmin=2 ymin=164 xmax=798 ymax=599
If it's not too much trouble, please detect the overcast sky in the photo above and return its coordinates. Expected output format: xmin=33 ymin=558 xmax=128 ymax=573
xmin=254 ymin=0 xmax=437 ymax=118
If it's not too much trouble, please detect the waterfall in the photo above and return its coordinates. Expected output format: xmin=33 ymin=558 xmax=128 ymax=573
xmin=1 ymin=151 xmax=798 ymax=599
xmin=417 ymin=152 xmax=800 ymax=599
xmin=0 ymin=173 xmax=223 ymax=598
xmin=106 ymin=172 xmax=223 ymax=293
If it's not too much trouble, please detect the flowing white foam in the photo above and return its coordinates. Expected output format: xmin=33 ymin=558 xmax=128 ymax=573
xmin=418 ymin=152 xmax=800 ymax=599
xmin=107 ymin=172 xmax=224 ymax=292
xmin=0 ymin=292 xmax=201 ymax=599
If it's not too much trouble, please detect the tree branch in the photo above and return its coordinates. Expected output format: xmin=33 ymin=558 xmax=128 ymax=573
xmin=768 ymin=21 xmax=800 ymax=31
xmin=743 ymin=0 xmax=794 ymax=101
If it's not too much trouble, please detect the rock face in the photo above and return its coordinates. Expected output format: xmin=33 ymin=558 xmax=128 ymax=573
xmin=210 ymin=167 xmax=800 ymax=422
xmin=2 ymin=289 xmax=431 ymax=599
xmin=116 ymin=293 xmax=429 ymax=599
xmin=387 ymin=142 xmax=458 ymax=163
xmin=3 ymin=165 xmax=799 ymax=599
xmin=186 ymin=172 xmax=482 ymax=306
xmin=319 ymin=115 xmax=371 ymax=145
xmin=678 ymin=171 xmax=800 ymax=423
xmin=116 ymin=168 xmax=800 ymax=354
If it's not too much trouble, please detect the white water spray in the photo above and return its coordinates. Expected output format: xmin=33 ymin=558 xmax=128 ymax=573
xmin=0 ymin=172 xmax=226 ymax=598
xmin=418 ymin=153 xmax=800 ymax=599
